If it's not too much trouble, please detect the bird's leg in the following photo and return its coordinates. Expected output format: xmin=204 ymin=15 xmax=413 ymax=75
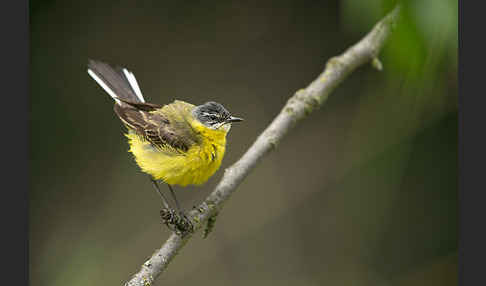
xmin=167 ymin=184 xmax=194 ymax=234
xmin=149 ymin=177 xmax=171 ymax=210
xmin=167 ymin=184 xmax=182 ymax=213
xmin=149 ymin=177 xmax=182 ymax=233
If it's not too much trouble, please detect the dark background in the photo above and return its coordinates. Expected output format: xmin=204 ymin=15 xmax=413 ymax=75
xmin=30 ymin=0 xmax=458 ymax=285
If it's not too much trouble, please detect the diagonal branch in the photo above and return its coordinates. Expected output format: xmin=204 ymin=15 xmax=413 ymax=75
xmin=124 ymin=5 xmax=401 ymax=286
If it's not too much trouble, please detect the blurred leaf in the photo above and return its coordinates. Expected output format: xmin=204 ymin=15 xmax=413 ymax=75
xmin=381 ymin=3 xmax=428 ymax=81
xmin=411 ymin=0 xmax=458 ymax=69
xmin=341 ymin=0 xmax=457 ymax=82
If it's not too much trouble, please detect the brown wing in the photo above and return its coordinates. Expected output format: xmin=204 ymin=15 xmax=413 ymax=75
xmin=114 ymin=103 xmax=198 ymax=153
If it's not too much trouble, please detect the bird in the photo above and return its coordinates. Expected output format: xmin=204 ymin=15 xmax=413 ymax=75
xmin=87 ymin=59 xmax=243 ymax=234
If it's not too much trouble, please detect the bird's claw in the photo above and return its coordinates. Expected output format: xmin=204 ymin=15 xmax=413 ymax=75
xmin=160 ymin=208 xmax=194 ymax=236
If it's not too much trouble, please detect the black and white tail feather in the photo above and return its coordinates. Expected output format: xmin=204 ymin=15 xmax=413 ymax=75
xmin=87 ymin=59 xmax=146 ymax=105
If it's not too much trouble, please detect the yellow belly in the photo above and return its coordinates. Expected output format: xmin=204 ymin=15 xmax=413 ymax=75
xmin=125 ymin=133 xmax=226 ymax=186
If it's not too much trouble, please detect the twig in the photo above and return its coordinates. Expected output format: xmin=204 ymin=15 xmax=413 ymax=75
xmin=124 ymin=5 xmax=401 ymax=286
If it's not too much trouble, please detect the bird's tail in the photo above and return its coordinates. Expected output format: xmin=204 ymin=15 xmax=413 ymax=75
xmin=87 ymin=59 xmax=146 ymax=105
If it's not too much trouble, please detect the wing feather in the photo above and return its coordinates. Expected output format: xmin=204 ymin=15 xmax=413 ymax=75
xmin=114 ymin=102 xmax=200 ymax=153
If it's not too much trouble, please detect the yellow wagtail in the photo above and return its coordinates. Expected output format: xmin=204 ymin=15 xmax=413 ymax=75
xmin=87 ymin=60 xmax=243 ymax=234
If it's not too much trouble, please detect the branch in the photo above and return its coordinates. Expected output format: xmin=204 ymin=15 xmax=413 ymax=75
xmin=124 ymin=5 xmax=401 ymax=286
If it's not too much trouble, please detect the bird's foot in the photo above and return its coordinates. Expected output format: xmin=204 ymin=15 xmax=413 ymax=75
xmin=178 ymin=211 xmax=194 ymax=234
xmin=160 ymin=208 xmax=194 ymax=236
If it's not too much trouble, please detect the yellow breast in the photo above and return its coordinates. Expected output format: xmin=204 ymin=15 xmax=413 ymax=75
xmin=125 ymin=120 xmax=228 ymax=187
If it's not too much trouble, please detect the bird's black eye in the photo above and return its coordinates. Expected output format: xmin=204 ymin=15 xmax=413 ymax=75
xmin=208 ymin=114 xmax=220 ymax=121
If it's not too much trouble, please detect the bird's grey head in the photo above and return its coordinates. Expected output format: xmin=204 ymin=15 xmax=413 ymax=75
xmin=193 ymin=101 xmax=243 ymax=130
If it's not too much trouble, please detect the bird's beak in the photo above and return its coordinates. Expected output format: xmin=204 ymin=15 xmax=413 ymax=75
xmin=226 ymin=116 xmax=244 ymax=123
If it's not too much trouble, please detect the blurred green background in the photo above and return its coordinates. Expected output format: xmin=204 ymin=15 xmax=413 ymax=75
xmin=30 ymin=0 xmax=458 ymax=285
